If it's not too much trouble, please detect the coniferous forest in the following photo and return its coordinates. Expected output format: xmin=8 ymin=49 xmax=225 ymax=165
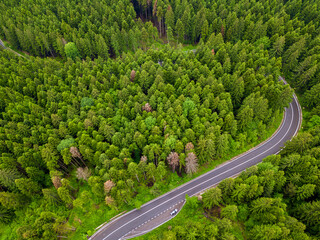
xmin=0 ymin=0 xmax=320 ymax=239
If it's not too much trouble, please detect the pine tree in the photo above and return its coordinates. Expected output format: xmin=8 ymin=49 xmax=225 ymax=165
xmin=57 ymin=187 xmax=73 ymax=207
xmin=128 ymin=162 xmax=140 ymax=182
xmin=221 ymin=205 xmax=238 ymax=221
xmin=202 ymin=187 xmax=222 ymax=209
xmin=0 ymin=192 xmax=25 ymax=209
xmin=216 ymin=134 xmax=230 ymax=158
xmin=201 ymin=20 xmax=209 ymax=41
xmin=0 ymin=168 xmax=22 ymax=191
xmin=42 ymin=188 xmax=61 ymax=206
xmin=0 ymin=206 xmax=14 ymax=223
xmin=157 ymin=161 xmax=167 ymax=181
xmin=176 ymin=19 xmax=184 ymax=43
xmin=15 ymin=178 xmax=41 ymax=197
xmin=167 ymin=26 xmax=174 ymax=44
xmin=165 ymin=6 xmax=175 ymax=31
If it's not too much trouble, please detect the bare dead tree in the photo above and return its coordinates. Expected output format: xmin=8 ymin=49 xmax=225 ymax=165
xmin=185 ymin=152 xmax=199 ymax=175
xmin=153 ymin=0 xmax=158 ymax=17
xmin=76 ymin=167 xmax=91 ymax=181
xmin=167 ymin=152 xmax=180 ymax=173
xmin=104 ymin=180 xmax=115 ymax=193
xmin=162 ymin=120 xmax=167 ymax=133
xmin=140 ymin=155 xmax=148 ymax=163
xmin=130 ymin=70 xmax=136 ymax=82
xmin=105 ymin=196 xmax=117 ymax=210
xmin=142 ymin=103 xmax=152 ymax=112
xmin=185 ymin=142 xmax=195 ymax=152
xmin=70 ymin=147 xmax=86 ymax=167
xmin=70 ymin=147 xmax=81 ymax=158
xmin=52 ymin=176 xmax=62 ymax=189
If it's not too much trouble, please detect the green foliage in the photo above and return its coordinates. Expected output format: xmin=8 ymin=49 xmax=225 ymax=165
xmin=142 ymin=124 xmax=320 ymax=239
xmin=0 ymin=206 xmax=14 ymax=224
xmin=164 ymin=136 xmax=176 ymax=150
xmin=0 ymin=168 xmax=22 ymax=191
xmin=249 ymin=224 xmax=282 ymax=240
xmin=0 ymin=192 xmax=26 ymax=209
xmin=185 ymin=194 xmax=199 ymax=213
xmin=202 ymin=187 xmax=222 ymax=209
xmin=57 ymin=138 xmax=75 ymax=152
xmin=64 ymin=42 xmax=80 ymax=60
xmin=254 ymin=37 xmax=271 ymax=49
xmin=42 ymin=188 xmax=61 ymax=206
xmin=80 ymin=97 xmax=94 ymax=108
xmin=134 ymin=200 xmax=142 ymax=210
xmin=15 ymin=178 xmax=41 ymax=197
xmin=0 ymin=39 xmax=302 ymax=238
xmin=88 ymin=176 xmax=104 ymax=199
xmin=183 ymin=99 xmax=195 ymax=117
xmin=297 ymin=201 xmax=320 ymax=232
xmin=307 ymin=115 xmax=320 ymax=129
xmin=145 ymin=116 xmax=156 ymax=130
xmin=221 ymin=205 xmax=238 ymax=221
xmin=57 ymin=186 xmax=73 ymax=207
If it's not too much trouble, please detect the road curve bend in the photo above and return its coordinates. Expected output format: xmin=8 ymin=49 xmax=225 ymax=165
xmin=90 ymin=91 xmax=302 ymax=240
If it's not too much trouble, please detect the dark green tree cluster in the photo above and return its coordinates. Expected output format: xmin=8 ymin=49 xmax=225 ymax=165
xmin=134 ymin=0 xmax=319 ymax=46
xmin=0 ymin=0 xmax=158 ymax=58
xmin=1 ymin=0 xmax=320 ymax=93
xmin=135 ymin=0 xmax=320 ymax=111
xmin=141 ymin=123 xmax=320 ymax=239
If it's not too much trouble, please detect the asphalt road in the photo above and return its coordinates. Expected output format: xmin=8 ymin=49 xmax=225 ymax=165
xmin=90 ymin=92 xmax=301 ymax=240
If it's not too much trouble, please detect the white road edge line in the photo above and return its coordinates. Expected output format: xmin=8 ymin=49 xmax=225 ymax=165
xmin=102 ymin=104 xmax=294 ymax=240
xmin=292 ymin=94 xmax=302 ymax=137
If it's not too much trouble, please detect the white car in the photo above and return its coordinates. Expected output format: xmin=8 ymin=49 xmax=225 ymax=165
xmin=170 ymin=209 xmax=178 ymax=216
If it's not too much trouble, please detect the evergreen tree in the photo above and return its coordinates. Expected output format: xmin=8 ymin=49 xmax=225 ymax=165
xmin=176 ymin=19 xmax=184 ymax=43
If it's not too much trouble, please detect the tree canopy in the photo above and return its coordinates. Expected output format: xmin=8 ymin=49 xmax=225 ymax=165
xmin=1 ymin=0 xmax=320 ymax=239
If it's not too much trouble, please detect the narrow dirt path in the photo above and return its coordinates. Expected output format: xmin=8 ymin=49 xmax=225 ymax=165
xmin=0 ymin=38 xmax=30 ymax=60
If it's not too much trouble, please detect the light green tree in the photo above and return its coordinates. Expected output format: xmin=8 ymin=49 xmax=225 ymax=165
xmin=64 ymin=42 xmax=80 ymax=60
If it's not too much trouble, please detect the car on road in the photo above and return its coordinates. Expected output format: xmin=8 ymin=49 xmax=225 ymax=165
xmin=170 ymin=209 xmax=178 ymax=216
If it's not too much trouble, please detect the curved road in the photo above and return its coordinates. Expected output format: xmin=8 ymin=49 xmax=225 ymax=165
xmin=0 ymin=39 xmax=6 ymax=49
xmin=90 ymin=91 xmax=301 ymax=240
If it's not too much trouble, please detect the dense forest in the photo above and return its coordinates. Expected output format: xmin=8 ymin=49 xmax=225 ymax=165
xmin=0 ymin=0 xmax=320 ymax=239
